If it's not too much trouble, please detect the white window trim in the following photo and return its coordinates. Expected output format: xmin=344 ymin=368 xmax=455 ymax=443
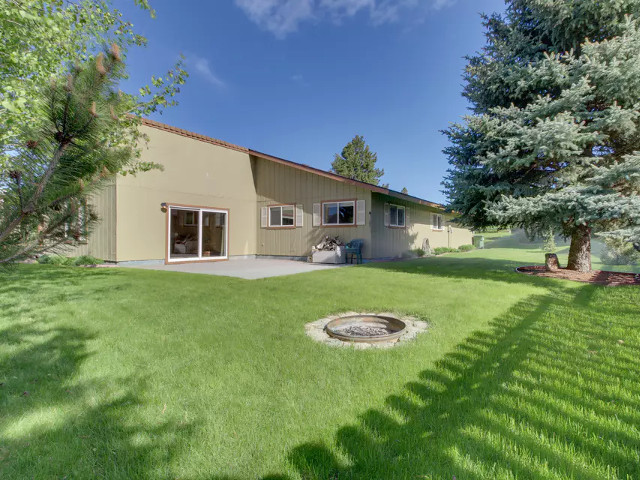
xmin=268 ymin=204 xmax=296 ymax=228
xmin=167 ymin=205 xmax=229 ymax=263
xmin=432 ymin=213 xmax=444 ymax=231
xmin=388 ymin=204 xmax=406 ymax=228
xmin=321 ymin=200 xmax=356 ymax=226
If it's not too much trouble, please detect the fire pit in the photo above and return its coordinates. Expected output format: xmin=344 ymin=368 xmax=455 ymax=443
xmin=306 ymin=312 xmax=428 ymax=349
xmin=325 ymin=315 xmax=407 ymax=343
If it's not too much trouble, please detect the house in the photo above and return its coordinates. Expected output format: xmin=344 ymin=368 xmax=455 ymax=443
xmin=73 ymin=119 xmax=473 ymax=263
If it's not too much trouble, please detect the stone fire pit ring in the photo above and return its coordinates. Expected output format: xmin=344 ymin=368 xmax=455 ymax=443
xmin=306 ymin=312 xmax=428 ymax=349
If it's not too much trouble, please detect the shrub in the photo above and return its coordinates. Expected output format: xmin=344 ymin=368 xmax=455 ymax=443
xmin=413 ymin=248 xmax=426 ymax=257
xmin=36 ymin=255 xmax=103 ymax=266
xmin=600 ymin=238 xmax=640 ymax=265
xmin=73 ymin=255 xmax=103 ymax=266
xmin=433 ymin=247 xmax=458 ymax=255
xmin=458 ymin=244 xmax=475 ymax=252
xmin=37 ymin=254 xmax=73 ymax=265
xmin=541 ymin=228 xmax=557 ymax=253
xmin=35 ymin=255 xmax=53 ymax=264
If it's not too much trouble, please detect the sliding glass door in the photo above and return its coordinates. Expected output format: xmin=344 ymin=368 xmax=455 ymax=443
xmin=168 ymin=206 xmax=228 ymax=262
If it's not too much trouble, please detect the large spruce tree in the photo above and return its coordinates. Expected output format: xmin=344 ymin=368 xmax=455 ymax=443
xmin=443 ymin=0 xmax=640 ymax=272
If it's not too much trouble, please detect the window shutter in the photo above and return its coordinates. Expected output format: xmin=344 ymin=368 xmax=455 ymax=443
xmin=313 ymin=203 xmax=321 ymax=226
xmin=384 ymin=203 xmax=390 ymax=227
xmin=404 ymin=207 xmax=409 ymax=228
xmin=296 ymin=204 xmax=304 ymax=227
xmin=432 ymin=213 xmax=437 ymax=229
xmin=356 ymin=200 xmax=366 ymax=226
xmin=261 ymin=207 xmax=268 ymax=228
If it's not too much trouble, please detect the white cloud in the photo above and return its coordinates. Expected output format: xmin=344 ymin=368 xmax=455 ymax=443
xmin=430 ymin=0 xmax=456 ymax=10
xmin=235 ymin=0 xmax=314 ymax=38
xmin=188 ymin=54 xmax=225 ymax=87
xmin=234 ymin=0 xmax=456 ymax=38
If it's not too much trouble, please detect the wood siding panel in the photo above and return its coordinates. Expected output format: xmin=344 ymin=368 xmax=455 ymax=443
xmin=65 ymin=182 xmax=117 ymax=261
xmin=370 ymin=193 xmax=473 ymax=258
xmin=254 ymin=156 xmax=372 ymax=258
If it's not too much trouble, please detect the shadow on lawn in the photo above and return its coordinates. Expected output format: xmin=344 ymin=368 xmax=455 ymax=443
xmin=0 ymin=265 xmax=127 ymax=319
xmin=280 ymin=285 xmax=640 ymax=480
xmin=362 ymin=256 xmax=556 ymax=287
xmin=0 ymin=267 xmax=194 ymax=479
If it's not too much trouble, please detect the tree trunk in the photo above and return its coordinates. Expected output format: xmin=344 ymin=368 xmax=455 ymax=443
xmin=566 ymin=225 xmax=592 ymax=272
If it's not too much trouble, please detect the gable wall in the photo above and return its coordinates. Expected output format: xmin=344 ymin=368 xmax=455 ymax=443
xmin=115 ymin=125 xmax=258 ymax=262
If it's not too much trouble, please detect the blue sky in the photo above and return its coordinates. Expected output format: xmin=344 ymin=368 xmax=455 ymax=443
xmin=116 ymin=0 xmax=505 ymax=203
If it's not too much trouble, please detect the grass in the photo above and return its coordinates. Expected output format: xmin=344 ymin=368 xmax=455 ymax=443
xmin=1 ymin=242 xmax=639 ymax=479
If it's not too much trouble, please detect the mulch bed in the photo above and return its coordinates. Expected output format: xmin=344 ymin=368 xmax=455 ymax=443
xmin=516 ymin=265 xmax=640 ymax=286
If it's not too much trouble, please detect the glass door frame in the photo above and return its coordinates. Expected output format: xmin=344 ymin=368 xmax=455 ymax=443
xmin=165 ymin=204 xmax=229 ymax=263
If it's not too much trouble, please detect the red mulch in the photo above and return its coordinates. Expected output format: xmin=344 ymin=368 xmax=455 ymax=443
xmin=516 ymin=266 xmax=640 ymax=286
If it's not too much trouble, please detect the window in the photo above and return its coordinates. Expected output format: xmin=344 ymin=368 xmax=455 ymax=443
xmin=433 ymin=213 xmax=444 ymax=231
xmin=389 ymin=205 xmax=406 ymax=227
xmin=322 ymin=201 xmax=355 ymax=225
xmin=184 ymin=211 xmax=197 ymax=226
xmin=269 ymin=205 xmax=295 ymax=227
xmin=168 ymin=206 xmax=228 ymax=262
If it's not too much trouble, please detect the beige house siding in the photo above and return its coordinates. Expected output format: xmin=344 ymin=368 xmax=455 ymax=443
xmin=115 ymin=125 xmax=258 ymax=262
xmin=254 ymin=156 xmax=373 ymax=258
xmin=65 ymin=182 xmax=117 ymax=261
xmin=74 ymin=121 xmax=474 ymax=263
xmin=370 ymin=193 xmax=473 ymax=258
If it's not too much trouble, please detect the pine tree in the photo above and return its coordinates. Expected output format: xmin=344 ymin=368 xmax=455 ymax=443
xmin=0 ymin=0 xmax=187 ymax=172
xmin=401 ymin=187 xmax=408 ymax=194
xmin=331 ymin=135 xmax=384 ymax=185
xmin=0 ymin=47 xmax=135 ymax=264
xmin=443 ymin=1 xmax=640 ymax=272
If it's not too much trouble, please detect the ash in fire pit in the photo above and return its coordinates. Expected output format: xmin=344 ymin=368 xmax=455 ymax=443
xmin=325 ymin=315 xmax=407 ymax=343
xmin=341 ymin=325 xmax=390 ymax=337
xmin=306 ymin=312 xmax=428 ymax=349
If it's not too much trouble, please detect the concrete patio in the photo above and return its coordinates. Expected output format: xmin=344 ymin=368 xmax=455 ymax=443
xmin=121 ymin=257 xmax=349 ymax=279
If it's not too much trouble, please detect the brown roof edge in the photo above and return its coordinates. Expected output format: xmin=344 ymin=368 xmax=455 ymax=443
xmin=384 ymin=190 xmax=445 ymax=210
xmin=140 ymin=118 xmax=249 ymax=153
xmin=140 ymin=117 xmax=445 ymax=211
xmin=249 ymin=149 xmax=445 ymax=210
xmin=248 ymin=149 xmax=388 ymax=193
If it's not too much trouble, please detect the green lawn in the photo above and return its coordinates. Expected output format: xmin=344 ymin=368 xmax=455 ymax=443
xmin=1 ymin=245 xmax=639 ymax=479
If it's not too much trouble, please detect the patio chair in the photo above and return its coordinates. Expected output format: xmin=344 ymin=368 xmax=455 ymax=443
xmin=345 ymin=239 xmax=365 ymax=264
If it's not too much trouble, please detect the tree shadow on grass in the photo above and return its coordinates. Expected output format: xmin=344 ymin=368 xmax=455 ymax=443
xmin=363 ymin=256 xmax=555 ymax=287
xmin=0 ymin=265 xmax=128 ymax=319
xmin=0 ymin=267 xmax=195 ymax=479
xmin=284 ymin=285 xmax=640 ymax=480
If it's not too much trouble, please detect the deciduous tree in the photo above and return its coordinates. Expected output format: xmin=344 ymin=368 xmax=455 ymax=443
xmin=0 ymin=0 xmax=187 ymax=173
